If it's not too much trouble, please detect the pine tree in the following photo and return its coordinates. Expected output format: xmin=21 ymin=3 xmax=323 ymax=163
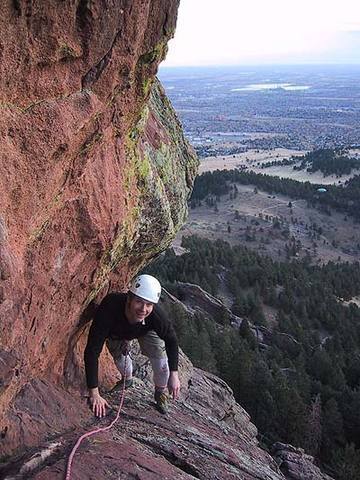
xmin=329 ymin=443 xmax=360 ymax=480
xmin=304 ymin=394 xmax=322 ymax=456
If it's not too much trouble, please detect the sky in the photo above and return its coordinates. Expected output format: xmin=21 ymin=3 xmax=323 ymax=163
xmin=163 ymin=0 xmax=360 ymax=66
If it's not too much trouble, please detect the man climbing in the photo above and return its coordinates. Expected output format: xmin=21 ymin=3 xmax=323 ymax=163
xmin=84 ymin=274 xmax=180 ymax=417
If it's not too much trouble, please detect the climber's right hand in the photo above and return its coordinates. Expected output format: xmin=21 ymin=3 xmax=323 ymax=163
xmin=88 ymin=388 xmax=110 ymax=418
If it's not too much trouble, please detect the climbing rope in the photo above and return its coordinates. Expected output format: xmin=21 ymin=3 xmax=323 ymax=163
xmin=65 ymin=357 xmax=128 ymax=480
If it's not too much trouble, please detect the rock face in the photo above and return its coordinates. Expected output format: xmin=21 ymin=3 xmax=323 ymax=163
xmin=171 ymin=282 xmax=303 ymax=353
xmin=159 ymin=287 xmax=334 ymax=480
xmin=0 ymin=354 xmax=333 ymax=480
xmin=174 ymin=282 xmax=242 ymax=324
xmin=272 ymin=443 xmax=334 ymax=480
xmin=0 ymin=0 xmax=197 ymax=457
xmin=1 ymin=356 xmax=285 ymax=480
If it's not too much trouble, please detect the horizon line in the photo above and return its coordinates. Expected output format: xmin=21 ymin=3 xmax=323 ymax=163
xmin=160 ymin=62 xmax=360 ymax=69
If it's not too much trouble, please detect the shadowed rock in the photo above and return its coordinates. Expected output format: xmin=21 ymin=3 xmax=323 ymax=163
xmin=272 ymin=443 xmax=334 ymax=480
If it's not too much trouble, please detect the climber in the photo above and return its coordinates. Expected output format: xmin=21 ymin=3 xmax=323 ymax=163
xmin=84 ymin=274 xmax=180 ymax=417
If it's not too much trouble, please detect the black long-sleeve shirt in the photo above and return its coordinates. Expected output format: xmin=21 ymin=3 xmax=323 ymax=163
xmin=84 ymin=293 xmax=179 ymax=388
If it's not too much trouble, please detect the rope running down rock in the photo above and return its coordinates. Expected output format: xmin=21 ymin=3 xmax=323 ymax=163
xmin=65 ymin=357 xmax=128 ymax=480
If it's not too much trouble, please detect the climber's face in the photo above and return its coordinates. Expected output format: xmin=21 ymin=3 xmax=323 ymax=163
xmin=126 ymin=294 xmax=154 ymax=324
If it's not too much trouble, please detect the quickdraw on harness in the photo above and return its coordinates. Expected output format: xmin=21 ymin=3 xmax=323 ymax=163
xmin=65 ymin=356 xmax=128 ymax=480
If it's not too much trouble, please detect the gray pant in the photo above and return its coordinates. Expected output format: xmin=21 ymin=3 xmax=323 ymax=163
xmin=106 ymin=330 xmax=170 ymax=388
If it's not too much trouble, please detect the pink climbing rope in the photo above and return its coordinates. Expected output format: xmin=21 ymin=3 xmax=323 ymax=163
xmin=65 ymin=359 xmax=128 ymax=480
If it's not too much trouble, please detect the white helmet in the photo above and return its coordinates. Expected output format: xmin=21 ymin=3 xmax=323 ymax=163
xmin=129 ymin=274 xmax=161 ymax=304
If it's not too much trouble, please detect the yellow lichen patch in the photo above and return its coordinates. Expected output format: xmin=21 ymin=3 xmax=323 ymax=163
xmin=137 ymin=153 xmax=151 ymax=181
xmin=29 ymin=219 xmax=51 ymax=243
xmin=57 ymin=43 xmax=81 ymax=61
xmin=142 ymin=76 xmax=154 ymax=97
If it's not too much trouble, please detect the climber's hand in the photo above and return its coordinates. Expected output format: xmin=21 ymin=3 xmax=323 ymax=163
xmin=168 ymin=371 xmax=181 ymax=400
xmin=89 ymin=388 xmax=110 ymax=418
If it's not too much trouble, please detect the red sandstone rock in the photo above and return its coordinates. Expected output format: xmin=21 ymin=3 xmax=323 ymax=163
xmin=1 ymin=363 xmax=285 ymax=480
xmin=0 ymin=0 xmax=197 ymax=458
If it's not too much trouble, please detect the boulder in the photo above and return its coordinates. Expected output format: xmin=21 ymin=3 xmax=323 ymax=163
xmin=272 ymin=442 xmax=334 ymax=480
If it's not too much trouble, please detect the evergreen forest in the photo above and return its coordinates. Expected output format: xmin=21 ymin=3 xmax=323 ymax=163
xmin=145 ymin=235 xmax=360 ymax=479
xmin=258 ymin=148 xmax=360 ymax=177
xmin=190 ymin=169 xmax=360 ymax=220
xmin=296 ymin=149 xmax=360 ymax=177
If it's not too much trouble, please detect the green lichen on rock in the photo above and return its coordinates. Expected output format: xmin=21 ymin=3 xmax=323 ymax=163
xmin=144 ymin=78 xmax=198 ymax=220
xmin=142 ymin=76 xmax=154 ymax=97
xmin=57 ymin=43 xmax=80 ymax=61
xmin=125 ymin=77 xmax=198 ymax=256
xmin=137 ymin=41 xmax=168 ymax=98
xmin=86 ymin=77 xmax=198 ymax=302
xmin=138 ymin=40 xmax=168 ymax=66
xmin=138 ymin=152 xmax=151 ymax=181
xmin=86 ymin=211 xmax=140 ymax=303
xmin=29 ymin=219 xmax=51 ymax=243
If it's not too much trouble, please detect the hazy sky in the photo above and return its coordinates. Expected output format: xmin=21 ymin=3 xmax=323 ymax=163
xmin=163 ymin=0 xmax=360 ymax=66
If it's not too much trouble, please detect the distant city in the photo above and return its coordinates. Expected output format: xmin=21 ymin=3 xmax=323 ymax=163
xmin=159 ymin=65 xmax=360 ymax=157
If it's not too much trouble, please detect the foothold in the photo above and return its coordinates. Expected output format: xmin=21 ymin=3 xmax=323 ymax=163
xmin=1 ymin=426 xmax=8 ymax=439
xmin=15 ymin=369 xmax=19 ymax=377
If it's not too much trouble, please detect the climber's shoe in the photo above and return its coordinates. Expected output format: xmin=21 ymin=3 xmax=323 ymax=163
xmin=154 ymin=389 xmax=169 ymax=415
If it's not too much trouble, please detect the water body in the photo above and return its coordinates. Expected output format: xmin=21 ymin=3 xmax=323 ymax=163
xmin=231 ymin=83 xmax=310 ymax=92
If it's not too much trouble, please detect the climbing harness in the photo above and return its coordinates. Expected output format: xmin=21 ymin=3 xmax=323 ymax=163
xmin=65 ymin=357 xmax=128 ymax=480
